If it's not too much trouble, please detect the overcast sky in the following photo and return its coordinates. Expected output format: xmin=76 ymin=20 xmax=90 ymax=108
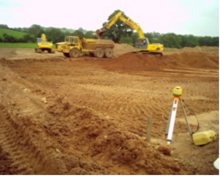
xmin=0 ymin=0 xmax=219 ymax=36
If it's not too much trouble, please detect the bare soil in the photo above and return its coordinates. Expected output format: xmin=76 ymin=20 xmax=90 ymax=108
xmin=0 ymin=46 xmax=218 ymax=174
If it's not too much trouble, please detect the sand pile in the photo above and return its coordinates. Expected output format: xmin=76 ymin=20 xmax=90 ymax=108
xmin=113 ymin=43 xmax=138 ymax=57
xmin=165 ymin=51 xmax=218 ymax=69
xmin=100 ymin=48 xmax=218 ymax=73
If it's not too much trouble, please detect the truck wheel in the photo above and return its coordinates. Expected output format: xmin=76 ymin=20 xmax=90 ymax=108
xmin=104 ymin=48 xmax=113 ymax=58
xmin=95 ymin=48 xmax=104 ymax=58
xmin=63 ymin=53 xmax=70 ymax=57
xmin=70 ymin=48 xmax=81 ymax=58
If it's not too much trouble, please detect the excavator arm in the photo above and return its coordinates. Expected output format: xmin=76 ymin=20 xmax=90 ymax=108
xmin=96 ymin=11 xmax=145 ymax=39
xmin=118 ymin=14 xmax=145 ymax=39
xmin=97 ymin=10 xmax=164 ymax=55
xmin=96 ymin=11 xmax=123 ymax=38
xmin=96 ymin=10 xmax=148 ymax=48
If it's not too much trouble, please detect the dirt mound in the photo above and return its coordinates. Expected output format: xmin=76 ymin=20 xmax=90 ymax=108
xmin=100 ymin=53 xmax=165 ymax=72
xmin=45 ymin=97 xmax=190 ymax=174
xmin=113 ymin=43 xmax=138 ymax=57
xmin=101 ymin=49 xmax=218 ymax=73
xmin=182 ymin=46 xmax=219 ymax=53
xmin=165 ymin=51 xmax=219 ymax=69
xmin=165 ymin=46 xmax=219 ymax=56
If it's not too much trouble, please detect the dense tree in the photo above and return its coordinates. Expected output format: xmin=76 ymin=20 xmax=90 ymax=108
xmin=0 ymin=24 xmax=9 ymax=29
xmin=22 ymin=34 xmax=35 ymax=42
xmin=45 ymin=27 xmax=64 ymax=43
xmin=2 ymin=34 xmax=17 ymax=42
xmin=72 ymin=29 xmax=84 ymax=38
xmin=28 ymin=24 xmax=44 ymax=38
xmin=160 ymin=33 xmax=183 ymax=48
xmin=0 ymin=23 xmax=218 ymax=48
xmin=84 ymin=31 xmax=96 ymax=38
xmin=198 ymin=36 xmax=219 ymax=46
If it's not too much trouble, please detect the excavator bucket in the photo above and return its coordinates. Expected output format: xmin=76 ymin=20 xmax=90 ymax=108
xmin=96 ymin=29 xmax=106 ymax=39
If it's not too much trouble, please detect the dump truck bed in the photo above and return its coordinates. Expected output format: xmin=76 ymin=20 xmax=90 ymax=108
xmin=82 ymin=39 xmax=114 ymax=50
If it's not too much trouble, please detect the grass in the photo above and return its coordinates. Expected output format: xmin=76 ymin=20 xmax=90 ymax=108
xmin=0 ymin=28 xmax=35 ymax=48
xmin=0 ymin=42 xmax=36 ymax=48
xmin=0 ymin=28 xmax=27 ymax=39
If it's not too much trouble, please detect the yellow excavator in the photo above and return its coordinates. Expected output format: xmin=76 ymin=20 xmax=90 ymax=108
xmin=96 ymin=10 xmax=164 ymax=55
xmin=35 ymin=33 xmax=54 ymax=53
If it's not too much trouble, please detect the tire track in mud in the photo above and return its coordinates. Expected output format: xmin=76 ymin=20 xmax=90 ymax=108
xmin=0 ymin=107 xmax=35 ymax=174
xmin=65 ymin=75 xmax=218 ymax=138
xmin=0 ymin=65 xmax=67 ymax=174
xmin=21 ymin=67 xmax=217 ymax=139
xmin=0 ymin=105 xmax=67 ymax=174
xmin=0 ymin=145 xmax=15 ymax=174
xmin=67 ymin=83 xmax=171 ymax=137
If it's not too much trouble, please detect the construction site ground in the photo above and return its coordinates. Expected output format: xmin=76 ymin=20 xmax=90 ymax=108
xmin=0 ymin=45 xmax=219 ymax=174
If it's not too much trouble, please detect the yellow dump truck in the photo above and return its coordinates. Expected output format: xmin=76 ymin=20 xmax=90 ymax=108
xmin=56 ymin=36 xmax=114 ymax=58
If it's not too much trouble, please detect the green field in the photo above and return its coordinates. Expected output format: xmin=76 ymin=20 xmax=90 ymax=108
xmin=0 ymin=42 xmax=36 ymax=48
xmin=0 ymin=28 xmax=27 ymax=39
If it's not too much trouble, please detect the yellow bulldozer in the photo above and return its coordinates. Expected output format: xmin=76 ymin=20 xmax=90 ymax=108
xmin=35 ymin=33 xmax=55 ymax=53
xmin=96 ymin=10 xmax=164 ymax=56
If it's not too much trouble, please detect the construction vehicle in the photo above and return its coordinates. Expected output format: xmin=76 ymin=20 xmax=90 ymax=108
xmin=56 ymin=36 xmax=114 ymax=58
xmin=96 ymin=10 xmax=164 ymax=55
xmin=35 ymin=33 xmax=54 ymax=53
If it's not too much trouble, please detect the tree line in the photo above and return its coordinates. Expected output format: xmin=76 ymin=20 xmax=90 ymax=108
xmin=0 ymin=24 xmax=218 ymax=48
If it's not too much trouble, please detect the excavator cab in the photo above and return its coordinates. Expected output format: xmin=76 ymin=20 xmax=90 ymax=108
xmin=135 ymin=38 xmax=149 ymax=49
xmin=65 ymin=36 xmax=79 ymax=45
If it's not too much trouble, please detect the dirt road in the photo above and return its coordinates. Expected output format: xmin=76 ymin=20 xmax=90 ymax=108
xmin=0 ymin=46 xmax=218 ymax=174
